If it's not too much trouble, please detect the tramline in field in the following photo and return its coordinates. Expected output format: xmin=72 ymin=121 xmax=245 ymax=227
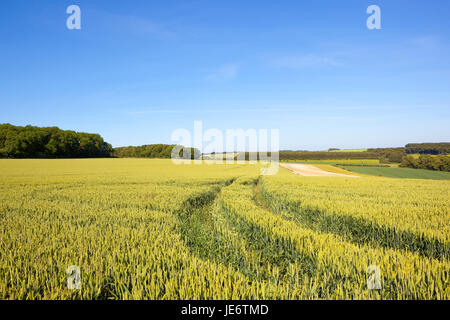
xmin=0 ymin=159 xmax=448 ymax=299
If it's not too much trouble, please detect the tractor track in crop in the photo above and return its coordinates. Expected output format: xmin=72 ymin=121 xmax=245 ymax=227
xmin=255 ymin=177 xmax=448 ymax=261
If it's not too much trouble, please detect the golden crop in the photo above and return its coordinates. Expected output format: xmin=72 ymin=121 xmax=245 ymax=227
xmin=260 ymin=169 xmax=449 ymax=259
xmin=0 ymin=159 xmax=448 ymax=299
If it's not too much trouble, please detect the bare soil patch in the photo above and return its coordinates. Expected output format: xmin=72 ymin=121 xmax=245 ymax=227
xmin=280 ymin=163 xmax=359 ymax=178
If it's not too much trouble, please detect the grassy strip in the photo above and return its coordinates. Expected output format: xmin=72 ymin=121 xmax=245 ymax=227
xmin=334 ymin=164 xmax=390 ymax=167
xmin=281 ymin=159 xmax=380 ymax=165
xmin=175 ymin=178 xmax=315 ymax=290
xmin=340 ymin=166 xmax=450 ymax=180
xmin=220 ymin=184 xmax=315 ymax=278
xmin=174 ymin=179 xmax=261 ymax=279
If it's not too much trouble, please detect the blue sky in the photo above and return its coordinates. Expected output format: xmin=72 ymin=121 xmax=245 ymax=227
xmin=0 ymin=0 xmax=449 ymax=150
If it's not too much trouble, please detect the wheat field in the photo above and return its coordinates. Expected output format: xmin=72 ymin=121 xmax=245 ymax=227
xmin=0 ymin=159 xmax=448 ymax=299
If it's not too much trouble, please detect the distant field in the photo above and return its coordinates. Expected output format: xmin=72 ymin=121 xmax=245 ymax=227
xmin=202 ymin=152 xmax=238 ymax=160
xmin=282 ymin=159 xmax=380 ymax=165
xmin=340 ymin=165 xmax=450 ymax=180
xmin=279 ymin=151 xmax=379 ymax=161
xmin=312 ymin=164 xmax=363 ymax=176
xmin=407 ymin=153 xmax=450 ymax=158
xmin=328 ymin=149 xmax=368 ymax=152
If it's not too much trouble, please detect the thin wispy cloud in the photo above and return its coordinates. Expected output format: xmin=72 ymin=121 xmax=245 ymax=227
xmin=409 ymin=35 xmax=440 ymax=49
xmin=127 ymin=16 xmax=174 ymax=37
xmin=268 ymin=54 xmax=342 ymax=69
xmin=126 ymin=109 xmax=193 ymax=115
xmin=204 ymin=64 xmax=240 ymax=81
xmin=121 ymin=105 xmax=370 ymax=115
xmin=125 ymin=107 xmax=262 ymax=115
xmin=120 ymin=104 xmax=445 ymax=116
xmin=93 ymin=10 xmax=175 ymax=38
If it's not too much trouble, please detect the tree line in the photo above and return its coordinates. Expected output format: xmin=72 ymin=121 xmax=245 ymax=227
xmin=280 ymin=144 xmax=448 ymax=165
xmin=279 ymin=149 xmax=406 ymax=162
xmin=0 ymin=124 xmax=113 ymax=158
xmin=400 ymin=155 xmax=450 ymax=172
xmin=279 ymin=151 xmax=380 ymax=161
xmin=405 ymin=143 xmax=450 ymax=155
xmin=2 ymin=124 xmax=448 ymax=169
xmin=0 ymin=124 xmax=200 ymax=160
xmin=113 ymin=144 xmax=200 ymax=159
xmin=367 ymin=148 xmax=405 ymax=163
